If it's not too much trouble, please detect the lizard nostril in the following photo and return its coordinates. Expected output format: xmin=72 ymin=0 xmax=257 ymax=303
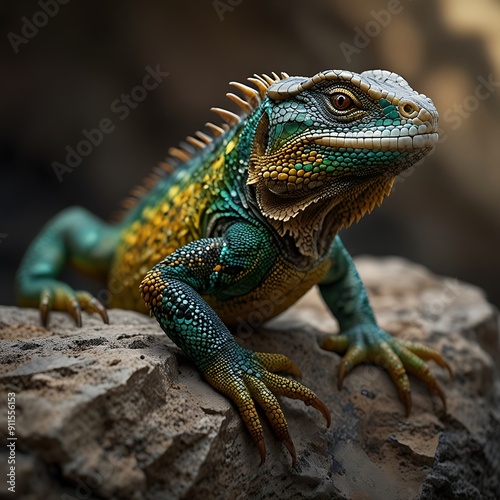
xmin=399 ymin=100 xmax=419 ymax=119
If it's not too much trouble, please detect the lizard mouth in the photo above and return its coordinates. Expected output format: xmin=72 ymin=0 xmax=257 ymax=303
xmin=312 ymin=132 xmax=439 ymax=152
xmin=249 ymin=136 xmax=434 ymax=203
xmin=248 ymin=113 xmax=438 ymax=200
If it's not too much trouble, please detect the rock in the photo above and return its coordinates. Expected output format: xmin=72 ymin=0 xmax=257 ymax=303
xmin=0 ymin=257 xmax=499 ymax=499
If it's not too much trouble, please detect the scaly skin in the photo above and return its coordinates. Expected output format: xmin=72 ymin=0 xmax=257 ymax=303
xmin=15 ymin=69 xmax=450 ymax=466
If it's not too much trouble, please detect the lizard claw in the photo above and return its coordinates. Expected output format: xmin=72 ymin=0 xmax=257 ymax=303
xmin=68 ymin=298 xmax=82 ymax=327
xmin=39 ymin=289 xmax=52 ymax=327
xmin=256 ymin=438 xmax=266 ymax=467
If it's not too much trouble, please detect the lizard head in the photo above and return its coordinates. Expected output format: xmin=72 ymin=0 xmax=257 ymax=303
xmin=247 ymin=69 xmax=439 ymax=259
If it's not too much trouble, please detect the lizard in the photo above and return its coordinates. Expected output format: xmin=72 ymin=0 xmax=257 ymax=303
xmin=15 ymin=68 xmax=451 ymax=466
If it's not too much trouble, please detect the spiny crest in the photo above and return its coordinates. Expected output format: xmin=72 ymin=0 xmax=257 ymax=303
xmin=114 ymin=72 xmax=289 ymax=219
xmin=167 ymin=71 xmax=288 ymax=168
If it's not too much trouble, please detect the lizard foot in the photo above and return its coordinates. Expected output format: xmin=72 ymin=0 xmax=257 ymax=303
xmin=204 ymin=347 xmax=331 ymax=466
xmin=37 ymin=283 xmax=108 ymax=327
xmin=321 ymin=325 xmax=452 ymax=417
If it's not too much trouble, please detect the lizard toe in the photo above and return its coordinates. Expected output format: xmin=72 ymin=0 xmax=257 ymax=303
xmin=75 ymin=291 xmax=109 ymax=324
xmin=244 ymin=374 xmax=297 ymax=467
xmin=389 ymin=340 xmax=448 ymax=412
xmin=254 ymin=351 xmax=302 ymax=378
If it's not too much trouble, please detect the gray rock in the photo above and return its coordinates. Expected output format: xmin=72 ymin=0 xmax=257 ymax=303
xmin=0 ymin=257 xmax=498 ymax=499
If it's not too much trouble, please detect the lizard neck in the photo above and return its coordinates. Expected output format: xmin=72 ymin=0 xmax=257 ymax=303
xmin=248 ymin=174 xmax=395 ymax=260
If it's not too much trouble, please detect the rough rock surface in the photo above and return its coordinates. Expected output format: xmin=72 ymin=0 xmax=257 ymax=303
xmin=0 ymin=257 xmax=499 ymax=499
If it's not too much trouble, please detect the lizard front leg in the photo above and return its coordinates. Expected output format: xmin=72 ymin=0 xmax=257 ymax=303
xmin=140 ymin=223 xmax=330 ymax=466
xmin=319 ymin=237 xmax=451 ymax=416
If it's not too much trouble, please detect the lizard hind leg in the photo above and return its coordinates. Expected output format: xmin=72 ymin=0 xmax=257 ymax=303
xmin=15 ymin=206 xmax=120 ymax=327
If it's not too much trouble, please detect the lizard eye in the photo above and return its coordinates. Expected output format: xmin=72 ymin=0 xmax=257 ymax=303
xmin=330 ymin=93 xmax=352 ymax=111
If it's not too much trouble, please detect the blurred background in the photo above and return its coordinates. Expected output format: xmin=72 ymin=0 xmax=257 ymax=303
xmin=1 ymin=0 xmax=499 ymax=307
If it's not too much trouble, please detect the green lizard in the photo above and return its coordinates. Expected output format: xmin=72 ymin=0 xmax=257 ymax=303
xmin=15 ymin=69 xmax=450 ymax=466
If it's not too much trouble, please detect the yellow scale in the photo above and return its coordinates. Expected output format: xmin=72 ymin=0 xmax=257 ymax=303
xmin=108 ymin=143 xmax=229 ymax=311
